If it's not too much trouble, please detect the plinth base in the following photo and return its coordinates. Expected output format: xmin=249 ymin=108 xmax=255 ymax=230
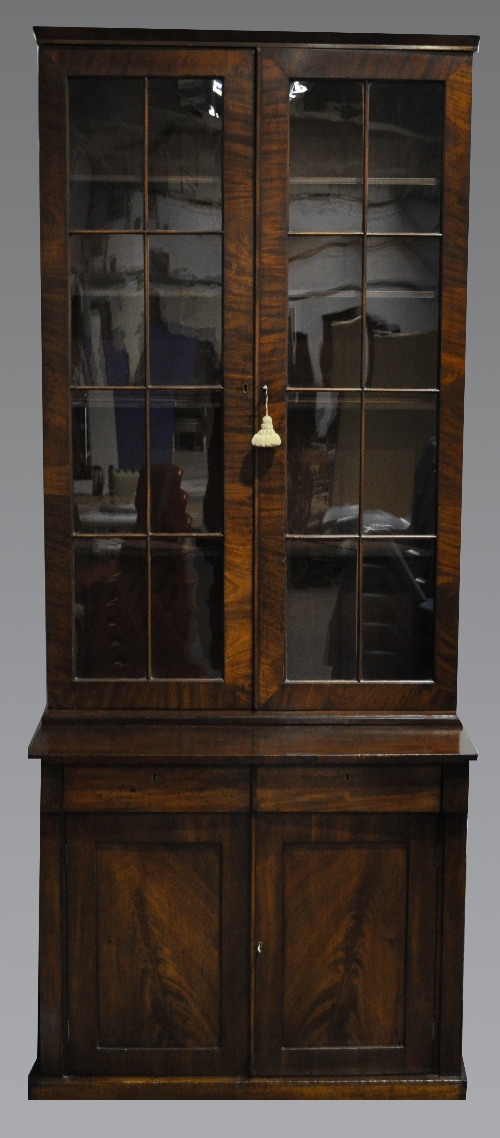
xmin=28 ymin=1064 xmax=467 ymax=1100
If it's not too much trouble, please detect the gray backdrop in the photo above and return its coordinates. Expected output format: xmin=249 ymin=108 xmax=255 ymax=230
xmin=1 ymin=1 xmax=498 ymax=1134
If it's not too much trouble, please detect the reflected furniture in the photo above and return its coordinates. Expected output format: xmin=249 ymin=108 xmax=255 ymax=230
xmin=29 ymin=28 xmax=478 ymax=1100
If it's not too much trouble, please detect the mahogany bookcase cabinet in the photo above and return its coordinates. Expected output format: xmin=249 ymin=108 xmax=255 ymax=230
xmin=28 ymin=28 xmax=479 ymax=1100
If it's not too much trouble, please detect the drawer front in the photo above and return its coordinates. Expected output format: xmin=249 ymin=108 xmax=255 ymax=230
xmin=64 ymin=766 xmax=250 ymax=812
xmin=255 ymin=765 xmax=441 ymax=812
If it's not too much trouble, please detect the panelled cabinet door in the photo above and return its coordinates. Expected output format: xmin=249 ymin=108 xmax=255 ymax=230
xmin=254 ymin=813 xmax=438 ymax=1076
xmin=40 ymin=47 xmax=254 ymax=710
xmin=66 ymin=813 xmax=249 ymax=1075
xmin=256 ymin=47 xmax=472 ymax=712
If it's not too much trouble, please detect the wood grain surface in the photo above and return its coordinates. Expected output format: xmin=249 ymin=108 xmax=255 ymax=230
xmin=282 ymin=842 xmax=407 ymax=1047
xmin=29 ymin=719 xmax=477 ymax=763
xmin=66 ymin=813 xmax=249 ymax=1075
xmin=96 ymin=842 xmax=221 ymax=1048
xmin=256 ymin=765 xmax=441 ymax=812
xmin=39 ymin=47 xmax=254 ymax=711
xmin=254 ymin=812 xmax=438 ymax=1076
xmin=64 ymin=766 xmax=250 ymax=811
xmin=28 ymin=1068 xmax=468 ymax=1099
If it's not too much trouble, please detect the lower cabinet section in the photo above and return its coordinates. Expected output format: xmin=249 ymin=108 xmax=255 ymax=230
xmin=34 ymin=761 xmax=469 ymax=1098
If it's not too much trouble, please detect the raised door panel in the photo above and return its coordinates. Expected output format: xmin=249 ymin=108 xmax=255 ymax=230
xmin=254 ymin=813 xmax=438 ymax=1076
xmin=67 ymin=813 xmax=249 ymax=1075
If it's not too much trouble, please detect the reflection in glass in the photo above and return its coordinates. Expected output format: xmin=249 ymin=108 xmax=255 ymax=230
xmin=286 ymin=539 xmax=358 ymax=680
xmin=288 ymin=237 xmax=363 ymax=387
xmin=148 ymin=78 xmax=222 ymax=231
xmin=149 ymin=236 xmax=222 ymax=385
xmin=364 ymin=394 xmax=437 ymax=534
xmin=289 ymin=80 xmax=363 ymax=232
xmin=74 ymin=539 xmax=147 ymax=678
xmin=72 ymin=391 xmax=146 ymax=533
xmin=70 ymin=235 xmax=144 ymax=386
xmin=151 ymin=539 xmax=223 ymax=678
xmin=287 ymin=393 xmax=360 ymax=534
xmin=69 ymin=78 xmax=144 ymax=230
xmin=366 ymin=237 xmax=440 ymax=388
xmin=368 ymin=82 xmax=443 ymax=234
xmin=148 ymin=391 xmax=222 ymax=533
xmin=362 ymin=539 xmax=435 ymax=679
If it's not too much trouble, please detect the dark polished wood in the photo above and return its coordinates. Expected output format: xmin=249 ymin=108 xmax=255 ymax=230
xmin=257 ymin=47 xmax=473 ymax=713
xmin=32 ymin=30 xmax=476 ymax=1101
xmin=66 ymin=812 xmax=249 ymax=1075
xmin=29 ymin=719 xmax=477 ymax=764
xmin=254 ymin=812 xmax=438 ymax=1076
xmin=255 ymin=764 xmax=441 ymax=812
xmin=64 ymin=765 xmax=250 ymax=811
xmin=34 ymin=29 xmax=480 ymax=50
xmin=40 ymin=46 xmax=254 ymax=711
xmin=38 ymin=810 xmax=66 ymax=1075
xmin=439 ymin=814 xmax=468 ymax=1074
xmin=29 ymin=1065 xmax=467 ymax=1099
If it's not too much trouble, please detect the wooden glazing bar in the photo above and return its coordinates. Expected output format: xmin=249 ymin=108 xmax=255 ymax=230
xmin=285 ymin=533 xmax=437 ymax=540
xmin=69 ymin=229 xmax=223 ymax=235
xmin=357 ymin=81 xmax=369 ymax=682
xmin=144 ymin=78 xmax=152 ymax=680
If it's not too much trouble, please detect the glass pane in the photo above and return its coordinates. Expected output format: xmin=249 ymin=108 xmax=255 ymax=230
xmin=366 ymin=237 xmax=440 ymax=388
xmin=289 ymin=80 xmax=363 ymax=233
xmin=149 ymin=236 xmax=222 ymax=385
xmin=149 ymin=391 xmax=223 ymax=534
xmin=151 ymin=538 xmax=223 ymax=678
xmin=287 ymin=392 xmax=360 ymax=534
xmin=72 ymin=391 xmax=146 ymax=533
xmin=69 ymin=78 xmax=143 ymax=230
xmin=368 ymin=82 xmax=443 ymax=233
xmin=363 ymin=394 xmax=437 ymax=535
xmin=148 ymin=78 xmax=222 ymax=231
xmin=362 ymin=539 xmax=435 ymax=679
xmin=286 ymin=539 xmax=358 ymax=680
xmin=74 ymin=539 xmax=147 ymax=678
xmin=288 ymin=236 xmax=363 ymax=387
xmin=70 ymin=235 xmax=144 ymax=386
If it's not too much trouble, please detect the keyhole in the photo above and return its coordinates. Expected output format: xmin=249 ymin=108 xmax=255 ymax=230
xmin=243 ymin=383 xmax=249 ymax=393
xmin=345 ymin=773 xmax=350 ymax=781
xmin=151 ymin=772 xmax=157 ymax=783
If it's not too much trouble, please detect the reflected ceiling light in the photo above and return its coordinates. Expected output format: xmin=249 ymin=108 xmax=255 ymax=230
xmin=289 ymin=81 xmax=308 ymax=99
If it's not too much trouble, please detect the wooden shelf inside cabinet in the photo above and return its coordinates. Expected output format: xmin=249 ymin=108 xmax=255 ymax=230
xmin=30 ymin=27 xmax=477 ymax=1101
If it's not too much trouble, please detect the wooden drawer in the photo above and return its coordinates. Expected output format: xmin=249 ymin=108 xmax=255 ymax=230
xmin=64 ymin=766 xmax=250 ymax=812
xmin=255 ymin=765 xmax=441 ymax=812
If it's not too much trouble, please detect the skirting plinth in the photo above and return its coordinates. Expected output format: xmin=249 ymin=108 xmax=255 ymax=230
xmin=28 ymin=1064 xmax=467 ymax=1100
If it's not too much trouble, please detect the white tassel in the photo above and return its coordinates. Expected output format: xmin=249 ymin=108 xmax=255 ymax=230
xmin=251 ymin=386 xmax=281 ymax=447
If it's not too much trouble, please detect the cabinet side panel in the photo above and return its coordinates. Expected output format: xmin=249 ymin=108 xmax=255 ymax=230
xmin=38 ymin=811 xmax=66 ymax=1075
xmin=39 ymin=51 xmax=73 ymax=701
xmin=435 ymin=59 xmax=473 ymax=705
xmin=439 ymin=814 xmax=467 ymax=1074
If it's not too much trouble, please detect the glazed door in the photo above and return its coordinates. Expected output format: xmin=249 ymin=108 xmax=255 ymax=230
xmin=256 ymin=48 xmax=472 ymax=711
xmin=66 ymin=812 xmax=249 ymax=1076
xmin=40 ymin=47 xmax=254 ymax=709
xmin=253 ymin=812 xmax=439 ymax=1076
